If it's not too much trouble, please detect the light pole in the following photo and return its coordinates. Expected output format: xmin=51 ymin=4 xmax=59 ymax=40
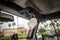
xmin=17 ymin=16 xmax=18 ymax=28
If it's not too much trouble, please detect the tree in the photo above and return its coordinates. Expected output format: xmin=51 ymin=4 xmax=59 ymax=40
xmin=12 ymin=22 xmax=16 ymax=28
xmin=49 ymin=19 xmax=59 ymax=40
xmin=39 ymin=27 xmax=45 ymax=40
xmin=8 ymin=23 xmax=11 ymax=28
xmin=39 ymin=27 xmax=46 ymax=33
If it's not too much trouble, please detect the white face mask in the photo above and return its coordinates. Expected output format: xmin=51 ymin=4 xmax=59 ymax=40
xmin=28 ymin=18 xmax=37 ymax=30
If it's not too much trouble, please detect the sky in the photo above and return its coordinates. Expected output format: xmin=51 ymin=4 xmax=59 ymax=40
xmin=14 ymin=15 xmax=29 ymax=28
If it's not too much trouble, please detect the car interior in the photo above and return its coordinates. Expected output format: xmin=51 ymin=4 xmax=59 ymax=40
xmin=0 ymin=0 xmax=60 ymax=40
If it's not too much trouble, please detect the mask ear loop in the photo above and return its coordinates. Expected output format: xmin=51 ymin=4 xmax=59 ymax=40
xmin=26 ymin=9 xmax=36 ymax=20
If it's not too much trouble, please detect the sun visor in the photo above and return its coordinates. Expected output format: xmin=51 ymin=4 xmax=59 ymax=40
xmin=0 ymin=5 xmax=28 ymax=20
xmin=0 ymin=11 xmax=14 ymax=22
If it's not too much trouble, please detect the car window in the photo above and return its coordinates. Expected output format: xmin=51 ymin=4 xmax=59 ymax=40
xmin=37 ymin=18 xmax=60 ymax=40
xmin=0 ymin=15 xmax=29 ymax=40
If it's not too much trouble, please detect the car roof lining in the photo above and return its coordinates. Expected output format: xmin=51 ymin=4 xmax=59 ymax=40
xmin=0 ymin=5 xmax=60 ymax=21
xmin=0 ymin=1 xmax=60 ymax=21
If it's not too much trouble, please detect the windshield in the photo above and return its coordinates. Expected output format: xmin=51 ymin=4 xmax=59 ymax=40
xmin=37 ymin=18 xmax=60 ymax=40
xmin=0 ymin=14 xmax=29 ymax=40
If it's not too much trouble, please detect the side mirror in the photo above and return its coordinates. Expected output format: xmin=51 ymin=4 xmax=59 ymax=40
xmin=0 ymin=11 xmax=14 ymax=22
